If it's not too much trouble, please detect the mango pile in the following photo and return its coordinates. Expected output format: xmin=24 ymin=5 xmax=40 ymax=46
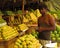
xmin=14 ymin=34 xmax=41 ymax=48
xmin=51 ymin=24 xmax=60 ymax=42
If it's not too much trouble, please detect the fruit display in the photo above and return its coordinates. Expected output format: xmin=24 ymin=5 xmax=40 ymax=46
xmin=14 ymin=34 xmax=41 ymax=48
xmin=51 ymin=24 xmax=60 ymax=42
xmin=1 ymin=9 xmax=41 ymax=25
xmin=0 ymin=25 xmax=19 ymax=40
xmin=23 ymin=9 xmax=41 ymax=24
xmin=0 ymin=9 xmax=41 ymax=26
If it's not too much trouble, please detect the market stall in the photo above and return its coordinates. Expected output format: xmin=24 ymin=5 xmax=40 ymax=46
xmin=0 ymin=0 xmax=60 ymax=48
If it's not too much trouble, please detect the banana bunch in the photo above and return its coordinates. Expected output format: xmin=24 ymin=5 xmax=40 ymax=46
xmin=14 ymin=34 xmax=41 ymax=48
xmin=0 ymin=25 xmax=19 ymax=40
xmin=34 ymin=9 xmax=42 ymax=18
xmin=25 ymin=12 xmax=31 ymax=21
xmin=29 ymin=12 xmax=37 ymax=23
xmin=14 ymin=19 xmax=19 ymax=24
xmin=18 ymin=24 xmax=28 ymax=31
xmin=23 ymin=16 xmax=29 ymax=23
xmin=24 ymin=9 xmax=41 ymax=24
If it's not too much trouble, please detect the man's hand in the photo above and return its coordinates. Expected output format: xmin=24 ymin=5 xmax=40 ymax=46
xmin=37 ymin=27 xmax=44 ymax=32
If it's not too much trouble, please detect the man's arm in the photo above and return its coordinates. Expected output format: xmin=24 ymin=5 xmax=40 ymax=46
xmin=47 ymin=15 xmax=56 ymax=30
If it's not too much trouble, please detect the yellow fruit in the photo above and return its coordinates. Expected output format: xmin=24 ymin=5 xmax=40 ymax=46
xmin=26 ymin=14 xmax=31 ymax=20
xmin=18 ymin=24 xmax=28 ymax=31
xmin=4 ymin=31 xmax=18 ymax=40
xmin=14 ymin=45 xmax=18 ymax=48
xmin=22 ymin=41 xmax=26 ymax=45
xmin=15 ymin=42 xmax=20 ymax=46
xmin=17 ymin=39 xmax=21 ymax=43
xmin=53 ymin=14 xmax=58 ymax=19
xmin=0 ymin=25 xmax=18 ymax=41
xmin=36 ymin=9 xmax=42 ymax=17
xmin=21 ymin=37 xmax=25 ymax=41
xmin=14 ymin=34 xmax=42 ymax=48
xmin=23 ymin=16 xmax=29 ymax=22
xmin=24 ymin=45 xmax=27 ymax=48
xmin=18 ymin=45 xmax=23 ymax=48
xmin=29 ymin=12 xmax=37 ymax=22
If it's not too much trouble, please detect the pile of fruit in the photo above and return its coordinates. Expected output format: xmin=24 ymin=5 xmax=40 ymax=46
xmin=16 ymin=24 xmax=39 ymax=38
xmin=2 ymin=9 xmax=41 ymax=25
xmin=18 ymin=24 xmax=29 ymax=31
xmin=14 ymin=34 xmax=41 ymax=48
xmin=51 ymin=24 xmax=60 ymax=42
xmin=0 ymin=25 xmax=19 ymax=40
xmin=31 ymin=28 xmax=39 ymax=38
xmin=23 ymin=9 xmax=41 ymax=23
xmin=0 ymin=18 xmax=6 ymax=24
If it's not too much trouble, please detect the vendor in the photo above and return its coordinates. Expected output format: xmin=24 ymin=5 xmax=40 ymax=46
xmin=37 ymin=3 xmax=56 ymax=45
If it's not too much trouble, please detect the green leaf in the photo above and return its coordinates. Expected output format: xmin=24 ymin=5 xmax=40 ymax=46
xmin=6 ymin=11 xmax=14 ymax=16
xmin=17 ymin=10 xmax=22 ymax=14
xmin=0 ymin=19 xmax=6 ymax=23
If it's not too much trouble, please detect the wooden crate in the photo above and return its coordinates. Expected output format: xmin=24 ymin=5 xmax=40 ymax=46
xmin=57 ymin=42 xmax=60 ymax=47
xmin=0 ymin=36 xmax=18 ymax=48
xmin=3 ymin=15 xmax=22 ymax=27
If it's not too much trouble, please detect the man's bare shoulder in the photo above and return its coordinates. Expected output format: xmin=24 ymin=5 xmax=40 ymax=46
xmin=47 ymin=14 xmax=54 ymax=19
xmin=38 ymin=16 xmax=42 ymax=20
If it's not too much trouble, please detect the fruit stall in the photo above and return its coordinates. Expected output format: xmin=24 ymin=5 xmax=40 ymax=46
xmin=0 ymin=0 xmax=60 ymax=48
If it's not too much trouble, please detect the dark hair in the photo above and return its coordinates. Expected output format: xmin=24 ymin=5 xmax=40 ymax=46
xmin=39 ymin=3 xmax=49 ymax=11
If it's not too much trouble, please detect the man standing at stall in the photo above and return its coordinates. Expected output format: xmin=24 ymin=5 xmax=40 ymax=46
xmin=37 ymin=3 xmax=56 ymax=45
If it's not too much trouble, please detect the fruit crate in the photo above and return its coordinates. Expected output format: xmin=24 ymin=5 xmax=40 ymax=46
xmin=0 ymin=36 xmax=18 ymax=48
xmin=3 ymin=15 xmax=21 ymax=27
xmin=57 ymin=42 xmax=60 ymax=47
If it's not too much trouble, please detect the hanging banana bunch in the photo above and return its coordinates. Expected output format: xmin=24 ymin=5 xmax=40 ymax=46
xmin=14 ymin=0 xmax=16 ymax=3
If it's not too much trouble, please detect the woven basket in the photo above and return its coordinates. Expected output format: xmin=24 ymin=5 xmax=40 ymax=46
xmin=0 ymin=36 xmax=17 ymax=48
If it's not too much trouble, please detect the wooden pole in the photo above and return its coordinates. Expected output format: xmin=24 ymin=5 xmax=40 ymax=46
xmin=22 ymin=0 xmax=24 ymax=14
xmin=21 ymin=0 xmax=24 ymax=23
